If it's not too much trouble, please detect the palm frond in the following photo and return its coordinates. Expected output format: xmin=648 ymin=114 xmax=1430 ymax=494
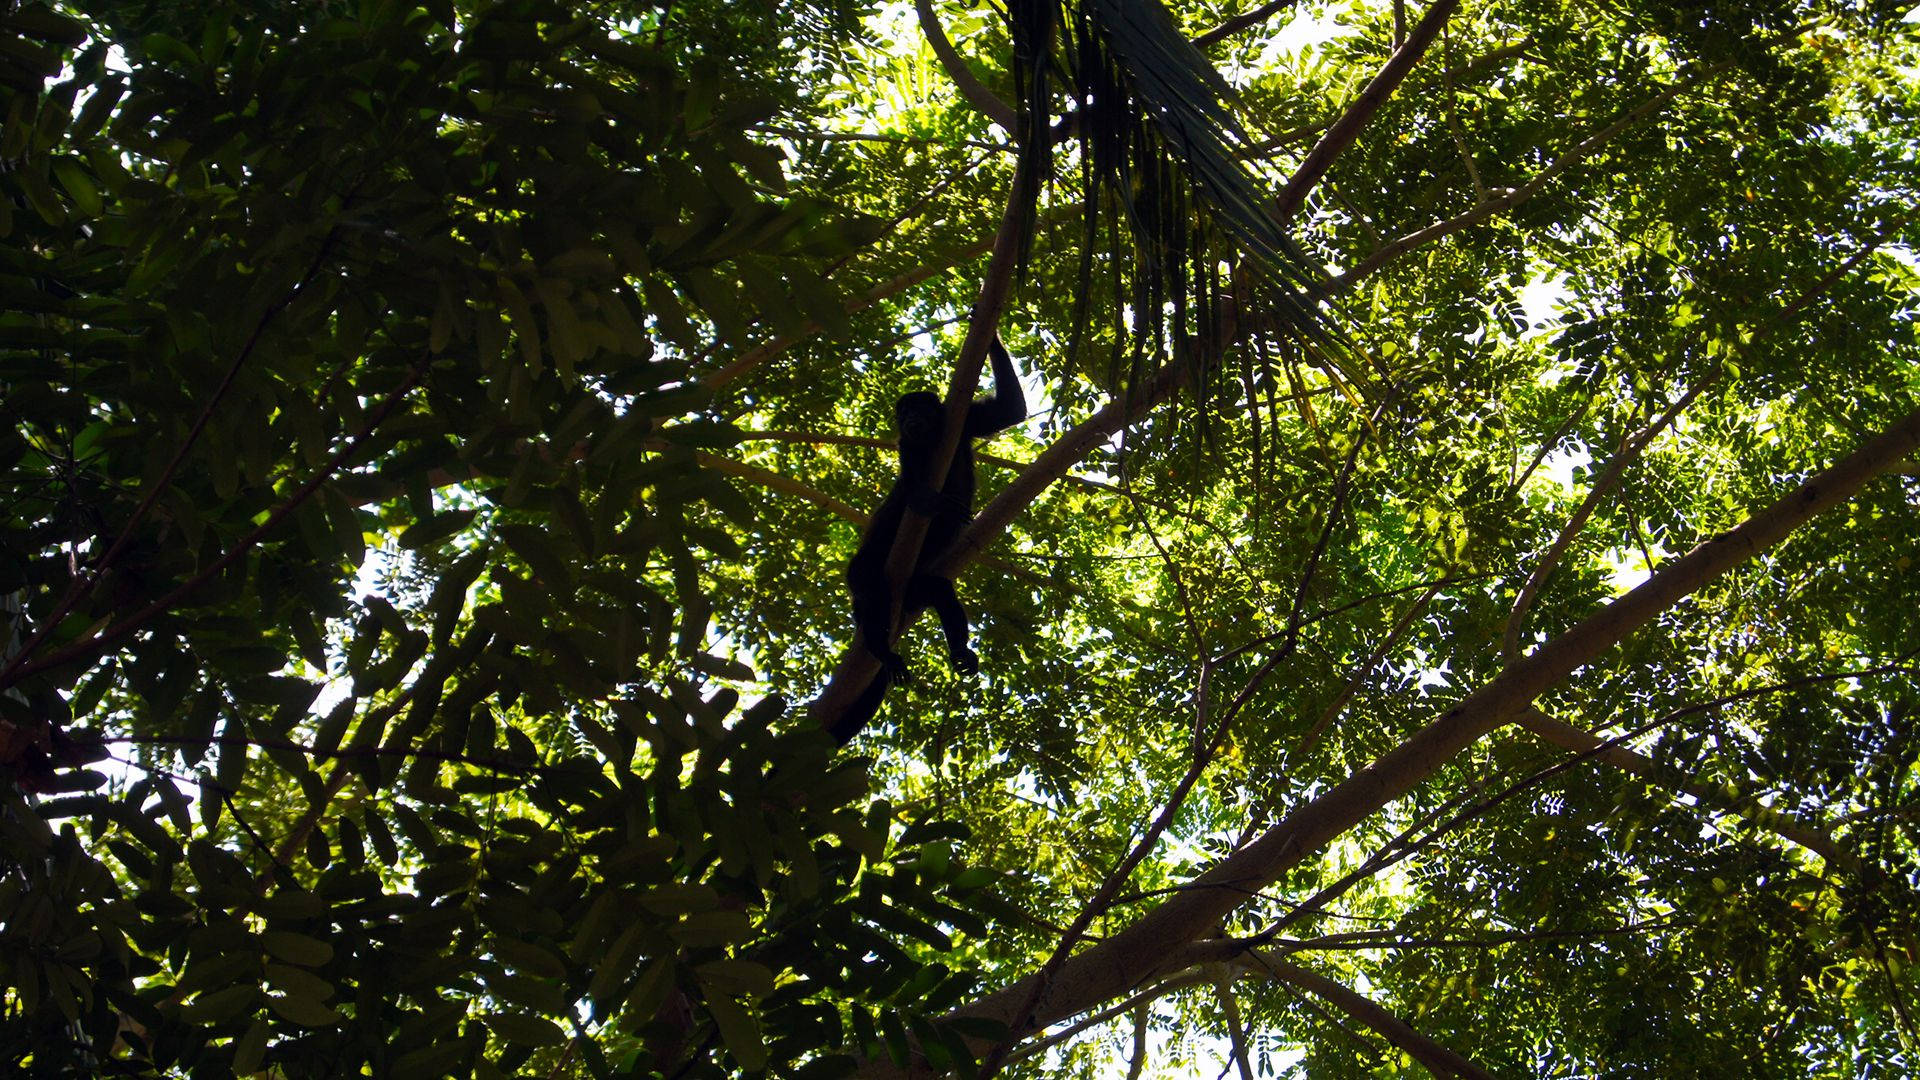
xmin=1086 ymin=0 xmax=1324 ymax=303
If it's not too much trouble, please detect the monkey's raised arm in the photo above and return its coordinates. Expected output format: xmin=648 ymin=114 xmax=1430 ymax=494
xmin=964 ymin=335 xmax=1027 ymax=437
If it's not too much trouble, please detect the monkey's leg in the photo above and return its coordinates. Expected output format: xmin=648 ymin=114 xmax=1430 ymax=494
xmin=848 ymin=564 xmax=911 ymax=680
xmin=910 ymin=576 xmax=978 ymax=675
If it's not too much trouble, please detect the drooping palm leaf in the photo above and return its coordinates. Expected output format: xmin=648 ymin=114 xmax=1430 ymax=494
xmin=1007 ymin=0 xmax=1057 ymax=272
xmin=1002 ymin=0 xmax=1349 ymax=416
xmin=1082 ymin=0 xmax=1326 ymax=306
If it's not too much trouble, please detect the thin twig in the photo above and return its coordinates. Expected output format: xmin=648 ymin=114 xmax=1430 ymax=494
xmin=915 ymin=0 xmax=1016 ymax=131
xmin=1290 ymin=578 xmax=1443 ymax=763
xmin=1331 ymin=77 xmax=1700 ymax=287
xmin=1 ymin=230 xmax=345 ymax=687
xmin=1502 ymin=378 xmax=1711 ymax=660
xmin=748 ymin=123 xmax=1006 ymax=153
xmin=3 ymin=365 xmax=428 ymax=688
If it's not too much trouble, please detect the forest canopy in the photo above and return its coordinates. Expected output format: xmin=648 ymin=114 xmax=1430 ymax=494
xmin=2 ymin=0 xmax=1919 ymax=1076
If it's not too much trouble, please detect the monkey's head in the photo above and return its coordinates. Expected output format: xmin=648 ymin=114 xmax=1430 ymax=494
xmin=894 ymin=391 xmax=944 ymax=447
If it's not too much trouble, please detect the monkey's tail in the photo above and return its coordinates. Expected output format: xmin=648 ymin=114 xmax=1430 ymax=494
xmin=828 ymin=668 xmax=894 ymax=745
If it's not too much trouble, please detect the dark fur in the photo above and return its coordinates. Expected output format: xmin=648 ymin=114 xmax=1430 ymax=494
xmin=832 ymin=337 xmax=1026 ymax=742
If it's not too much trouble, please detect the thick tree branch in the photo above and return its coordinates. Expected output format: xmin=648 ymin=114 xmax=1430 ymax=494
xmin=1124 ymin=1001 xmax=1149 ymax=1079
xmin=853 ymin=401 xmax=1920 ymax=1074
xmin=1503 ymin=197 xmax=1912 ymax=660
xmin=1007 ymin=969 xmax=1213 ymax=1066
xmin=1214 ymin=966 xmax=1256 ymax=1080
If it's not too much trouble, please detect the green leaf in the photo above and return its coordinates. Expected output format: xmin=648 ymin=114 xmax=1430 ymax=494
xmin=694 ymin=959 xmax=776 ymax=1001
xmin=180 ymin=983 xmax=259 ymax=1025
xmin=260 ymin=931 xmax=334 ymax=968
xmin=263 ymin=963 xmax=334 ymax=1002
xmin=484 ymin=1011 xmax=566 ymax=1047
xmin=231 ymin=1017 xmax=270 ymax=1074
xmin=706 ymin=993 xmax=768 ymax=1072
xmin=267 ymin=991 xmax=342 ymax=1028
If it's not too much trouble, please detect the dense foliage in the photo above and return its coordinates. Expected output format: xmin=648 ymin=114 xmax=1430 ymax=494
xmin=2 ymin=0 xmax=1918 ymax=1076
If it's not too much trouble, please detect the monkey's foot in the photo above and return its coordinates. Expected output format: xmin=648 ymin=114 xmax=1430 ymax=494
xmin=881 ymin=652 xmax=912 ymax=683
xmin=949 ymin=647 xmax=979 ymax=676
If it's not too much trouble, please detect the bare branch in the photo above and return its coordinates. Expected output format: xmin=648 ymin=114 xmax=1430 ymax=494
xmin=1517 ymin=707 xmax=1859 ymax=872
xmin=916 ymin=0 xmax=1017 ymax=132
xmin=1277 ymin=0 xmax=1464 ymax=223
xmin=1007 ymin=969 xmax=1212 ymax=1067
xmin=1440 ymin=26 xmax=1487 ymax=200
xmin=1248 ymin=955 xmax=1498 ymax=1080
xmin=1125 ymin=1001 xmax=1150 ymax=1079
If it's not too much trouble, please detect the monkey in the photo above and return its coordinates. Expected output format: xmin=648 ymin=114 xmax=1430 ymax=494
xmin=832 ymin=334 xmax=1027 ymax=743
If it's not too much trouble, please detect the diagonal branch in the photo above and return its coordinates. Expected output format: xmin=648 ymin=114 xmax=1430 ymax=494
xmin=695 ymin=453 xmax=867 ymax=524
xmin=1276 ymin=0 xmax=1463 ymax=223
xmin=1503 ymin=196 xmax=1914 ymax=662
xmin=917 ymin=0 xmax=1018 ymax=131
xmin=848 ymin=401 xmax=1920 ymax=1075
xmin=1517 ymin=707 xmax=1858 ymax=872
xmin=937 ymin=359 xmax=1191 ymax=578
xmin=1214 ymin=965 xmax=1257 ymax=1080
xmin=1195 ymin=0 xmax=1307 ymax=49
xmin=1248 ymin=954 xmax=1497 ymax=1080
xmin=1502 ymin=377 xmax=1711 ymax=660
